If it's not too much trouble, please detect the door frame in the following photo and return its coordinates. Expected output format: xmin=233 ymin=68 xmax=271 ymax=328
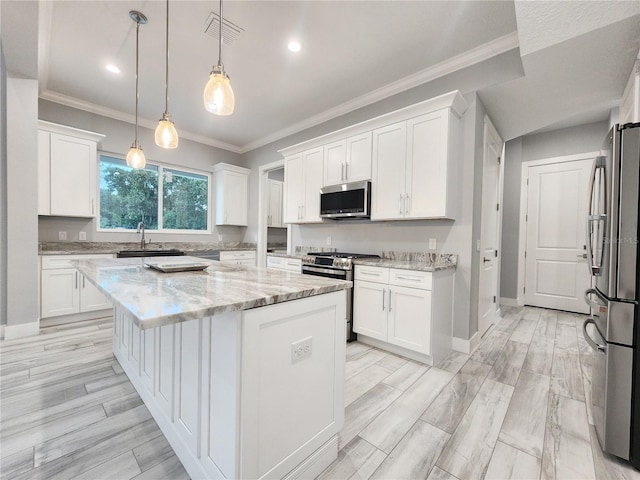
xmin=516 ymin=151 xmax=599 ymax=306
xmin=477 ymin=115 xmax=504 ymax=336
xmin=257 ymin=159 xmax=286 ymax=268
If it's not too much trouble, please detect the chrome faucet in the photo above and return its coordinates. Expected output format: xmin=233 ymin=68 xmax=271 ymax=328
xmin=136 ymin=221 xmax=146 ymax=249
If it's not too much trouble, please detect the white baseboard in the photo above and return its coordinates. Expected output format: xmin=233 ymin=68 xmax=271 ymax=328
xmin=3 ymin=320 xmax=40 ymax=340
xmin=452 ymin=332 xmax=480 ymax=355
xmin=501 ymin=297 xmax=519 ymax=307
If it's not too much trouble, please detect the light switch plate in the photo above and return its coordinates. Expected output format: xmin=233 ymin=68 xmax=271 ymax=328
xmin=58 ymin=231 xmax=67 ymax=241
xmin=78 ymin=231 xmax=87 ymax=241
xmin=326 ymin=236 xmax=332 ymax=245
xmin=428 ymin=238 xmax=437 ymax=250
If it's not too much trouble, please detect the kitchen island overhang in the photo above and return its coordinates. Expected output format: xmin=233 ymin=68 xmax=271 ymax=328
xmin=74 ymin=257 xmax=350 ymax=480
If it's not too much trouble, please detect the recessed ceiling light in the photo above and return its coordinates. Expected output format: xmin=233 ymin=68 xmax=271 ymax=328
xmin=105 ymin=64 xmax=121 ymax=74
xmin=288 ymin=41 xmax=302 ymax=53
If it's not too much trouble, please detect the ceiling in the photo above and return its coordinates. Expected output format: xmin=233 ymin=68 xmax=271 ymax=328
xmin=16 ymin=1 xmax=640 ymax=151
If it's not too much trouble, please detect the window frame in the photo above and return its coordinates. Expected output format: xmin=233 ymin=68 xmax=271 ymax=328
xmin=96 ymin=151 xmax=213 ymax=234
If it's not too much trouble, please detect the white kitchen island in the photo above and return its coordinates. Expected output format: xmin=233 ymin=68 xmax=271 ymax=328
xmin=74 ymin=257 xmax=350 ymax=480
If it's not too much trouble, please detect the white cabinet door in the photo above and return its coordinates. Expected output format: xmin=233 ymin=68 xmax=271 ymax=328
xmin=353 ymin=280 xmax=387 ymax=341
xmin=41 ymin=268 xmax=80 ymax=318
xmin=302 ymin=147 xmax=323 ymax=223
xmin=38 ymin=130 xmax=51 ymax=215
xmin=323 ymin=139 xmax=346 ymax=186
xmin=283 ymin=154 xmax=303 ymax=223
xmin=49 ymin=133 xmax=96 ymax=217
xmin=216 ymin=170 xmax=248 ymax=226
xmin=80 ymin=275 xmax=112 ymax=312
xmin=345 ymin=132 xmax=372 ymax=182
xmin=267 ymin=179 xmax=283 ymax=228
xmin=387 ymin=285 xmax=431 ymax=355
xmin=371 ymin=122 xmax=407 ymax=220
xmin=406 ymin=111 xmax=448 ymax=219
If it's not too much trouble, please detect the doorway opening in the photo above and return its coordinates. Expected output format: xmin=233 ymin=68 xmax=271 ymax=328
xmin=257 ymin=159 xmax=286 ymax=267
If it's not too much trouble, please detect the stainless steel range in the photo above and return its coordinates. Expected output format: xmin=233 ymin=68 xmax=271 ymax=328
xmin=301 ymin=252 xmax=380 ymax=342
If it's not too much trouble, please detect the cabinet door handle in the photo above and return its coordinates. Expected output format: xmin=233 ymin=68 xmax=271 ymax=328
xmin=82 ymin=275 xmax=86 ymax=288
xmin=75 ymin=271 xmax=78 ymax=289
xmin=345 ymin=163 xmax=349 ymax=180
xmin=341 ymin=163 xmax=344 ymax=181
xmin=399 ymin=194 xmax=403 ymax=215
xmin=382 ymin=288 xmax=386 ymax=310
xmin=388 ymin=289 xmax=392 ymax=311
xmin=406 ymin=193 xmax=410 ymax=215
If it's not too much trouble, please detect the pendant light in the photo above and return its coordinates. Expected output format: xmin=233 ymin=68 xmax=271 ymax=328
xmin=126 ymin=11 xmax=147 ymax=169
xmin=154 ymin=0 xmax=178 ymax=148
xmin=203 ymin=0 xmax=235 ymax=116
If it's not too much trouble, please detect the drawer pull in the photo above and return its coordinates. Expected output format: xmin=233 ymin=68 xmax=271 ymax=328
xmin=396 ymin=275 xmax=422 ymax=282
xmin=361 ymin=271 xmax=380 ymax=276
xmin=382 ymin=289 xmax=386 ymax=310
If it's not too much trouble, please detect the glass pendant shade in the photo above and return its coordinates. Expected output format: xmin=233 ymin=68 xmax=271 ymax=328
xmin=204 ymin=67 xmax=234 ymax=115
xmin=126 ymin=143 xmax=146 ymax=169
xmin=155 ymin=114 xmax=179 ymax=148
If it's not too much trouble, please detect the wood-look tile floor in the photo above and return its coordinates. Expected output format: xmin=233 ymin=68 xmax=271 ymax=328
xmin=1 ymin=307 xmax=639 ymax=479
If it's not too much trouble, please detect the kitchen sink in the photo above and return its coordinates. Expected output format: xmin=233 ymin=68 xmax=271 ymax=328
xmin=116 ymin=249 xmax=186 ymax=258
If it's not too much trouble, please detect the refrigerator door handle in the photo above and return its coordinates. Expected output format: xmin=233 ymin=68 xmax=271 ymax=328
xmin=586 ymin=156 xmax=607 ymax=276
xmin=583 ymin=319 xmax=606 ymax=353
xmin=584 ymin=288 xmax=607 ymax=309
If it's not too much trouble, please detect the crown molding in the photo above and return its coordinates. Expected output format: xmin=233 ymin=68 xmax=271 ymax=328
xmin=240 ymin=31 xmax=520 ymax=153
xmin=39 ymin=32 xmax=518 ymax=155
xmin=38 ymin=89 xmax=244 ymax=154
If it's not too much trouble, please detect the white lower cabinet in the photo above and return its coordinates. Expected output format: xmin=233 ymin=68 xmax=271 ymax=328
xmin=353 ymin=265 xmax=453 ymax=364
xmin=219 ymin=250 xmax=256 ymax=266
xmin=40 ymin=254 xmax=113 ymax=319
xmin=266 ymin=255 xmax=302 ymax=273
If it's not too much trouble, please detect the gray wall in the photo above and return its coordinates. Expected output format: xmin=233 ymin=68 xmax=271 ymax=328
xmin=38 ymin=100 xmax=247 ymax=244
xmin=0 ymin=43 xmax=7 ymax=325
xmin=500 ymin=120 xmax=609 ymax=300
xmin=6 ymin=76 xmax=39 ymax=328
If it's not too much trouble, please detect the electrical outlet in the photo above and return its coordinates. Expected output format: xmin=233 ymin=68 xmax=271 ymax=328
xmin=476 ymin=239 xmax=481 ymax=252
xmin=428 ymin=238 xmax=437 ymax=250
xmin=78 ymin=231 xmax=87 ymax=241
xmin=291 ymin=336 xmax=312 ymax=362
xmin=218 ymin=234 xmax=223 ymax=242
xmin=326 ymin=236 xmax=332 ymax=245
xmin=58 ymin=231 xmax=67 ymax=241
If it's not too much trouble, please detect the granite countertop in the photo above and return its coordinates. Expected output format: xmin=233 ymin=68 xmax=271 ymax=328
xmin=354 ymin=253 xmax=457 ymax=272
xmin=39 ymin=241 xmax=262 ymax=255
xmin=266 ymin=252 xmax=305 ymax=259
xmin=74 ymin=256 xmax=351 ymax=330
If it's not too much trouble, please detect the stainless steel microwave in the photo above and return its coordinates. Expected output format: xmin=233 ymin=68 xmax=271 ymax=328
xmin=320 ymin=181 xmax=371 ymax=219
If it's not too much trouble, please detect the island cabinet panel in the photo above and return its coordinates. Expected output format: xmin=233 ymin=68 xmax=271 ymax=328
xmin=175 ymin=319 xmax=202 ymax=456
xmin=156 ymin=324 xmax=176 ymax=420
xmin=141 ymin=329 xmax=155 ymax=394
xmin=130 ymin=322 xmax=142 ymax=375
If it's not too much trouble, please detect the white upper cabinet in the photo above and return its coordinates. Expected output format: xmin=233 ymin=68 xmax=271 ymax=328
xmin=323 ymin=132 xmax=372 ymax=187
xmin=372 ymin=108 xmax=460 ymax=220
xmin=38 ymin=121 xmax=104 ymax=218
xmin=267 ymin=179 xmax=284 ymax=228
xmin=213 ymin=163 xmax=250 ymax=226
xmin=280 ymin=90 xmax=467 ymax=223
xmin=283 ymin=148 xmax=323 ymax=224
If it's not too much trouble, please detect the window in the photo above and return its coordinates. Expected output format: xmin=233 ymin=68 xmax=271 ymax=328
xmin=99 ymin=154 xmax=210 ymax=232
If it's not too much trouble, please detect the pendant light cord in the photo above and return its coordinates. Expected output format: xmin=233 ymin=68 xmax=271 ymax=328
xmin=218 ymin=0 xmax=223 ymax=66
xmin=135 ymin=17 xmax=140 ymax=146
xmin=164 ymin=0 xmax=169 ymax=115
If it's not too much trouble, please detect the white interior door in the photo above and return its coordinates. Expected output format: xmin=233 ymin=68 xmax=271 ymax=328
xmin=525 ymin=158 xmax=594 ymax=313
xmin=478 ymin=119 xmax=502 ymax=337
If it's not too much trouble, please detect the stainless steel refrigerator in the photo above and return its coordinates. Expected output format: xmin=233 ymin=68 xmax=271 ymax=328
xmin=584 ymin=122 xmax=640 ymax=468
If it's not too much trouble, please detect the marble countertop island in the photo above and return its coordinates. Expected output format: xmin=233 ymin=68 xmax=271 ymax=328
xmin=74 ymin=256 xmax=351 ymax=329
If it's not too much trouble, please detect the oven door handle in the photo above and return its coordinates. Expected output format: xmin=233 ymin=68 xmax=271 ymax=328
xmin=583 ymin=319 xmax=606 ymax=353
xmin=301 ymin=265 xmax=348 ymax=278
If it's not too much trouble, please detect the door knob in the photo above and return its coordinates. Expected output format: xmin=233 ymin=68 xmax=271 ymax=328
xmin=577 ymin=253 xmax=587 ymax=259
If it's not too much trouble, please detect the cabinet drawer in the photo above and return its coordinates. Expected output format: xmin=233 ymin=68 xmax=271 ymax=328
xmin=354 ymin=265 xmax=389 ymax=283
xmin=219 ymin=250 xmax=256 ymax=261
xmin=285 ymin=259 xmax=302 ymax=272
xmin=389 ymin=269 xmax=432 ymax=290
xmin=266 ymin=256 xmax=285 ymax=269
xmin=41 ymin=254 xmax=113 ymax=270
